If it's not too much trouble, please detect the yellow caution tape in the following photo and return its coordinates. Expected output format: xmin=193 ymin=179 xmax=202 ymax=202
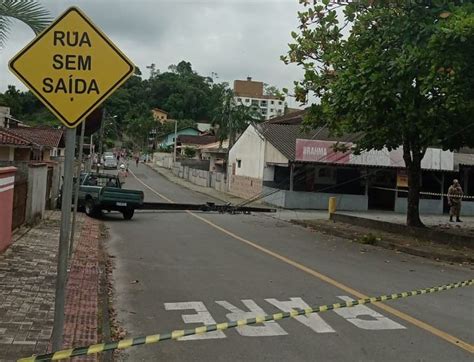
xmin=18 ymin=279 xmax=474 ymax=361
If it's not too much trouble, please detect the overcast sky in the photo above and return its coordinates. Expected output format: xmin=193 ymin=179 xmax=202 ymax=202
xmin=0 ymin=0 xmax=306 ymax=108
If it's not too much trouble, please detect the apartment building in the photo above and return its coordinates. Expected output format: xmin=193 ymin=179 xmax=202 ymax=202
xmin=233 ymin=77 xmax=285 ymax=120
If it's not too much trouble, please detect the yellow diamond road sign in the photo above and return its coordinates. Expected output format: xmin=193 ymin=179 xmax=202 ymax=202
xmin=9 ymin=7 xmax=134 ymax=128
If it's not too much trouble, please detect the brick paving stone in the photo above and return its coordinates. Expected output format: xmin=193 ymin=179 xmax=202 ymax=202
xmin=0 ymin=211 xmax=103 ymax=362
xmin=61 ymin=216 xmax=101 ymax=362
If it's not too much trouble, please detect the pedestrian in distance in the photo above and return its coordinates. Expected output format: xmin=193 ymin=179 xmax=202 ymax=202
xmin=447 ymin=179 xmax=463 ymax=222
xmin=136 ymin=156 xmax=139 ymax=167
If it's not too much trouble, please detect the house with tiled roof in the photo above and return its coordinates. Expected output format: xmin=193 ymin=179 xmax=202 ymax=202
xmin=228 ymin=111 xmax=474 ymax=214
xmin=151 ymin=108 xmax=169 ymax=124
xmin=0 ymin=128 xmax=41 ymax=161
xmin=6 ymin=126 xmax=65 ymax=160
xmin=176 ymin=134 xmax=217 ymax=152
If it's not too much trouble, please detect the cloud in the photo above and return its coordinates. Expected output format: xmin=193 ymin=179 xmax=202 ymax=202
xmin=0 ymin=0 xmax=305 ymax=107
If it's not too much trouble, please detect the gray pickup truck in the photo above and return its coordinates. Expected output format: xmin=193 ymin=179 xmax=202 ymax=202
xmin=58 ymin=173 xmax=144 ymax=220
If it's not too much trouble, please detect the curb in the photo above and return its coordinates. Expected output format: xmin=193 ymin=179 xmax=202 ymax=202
xmin=330 ymin=213 xmax=474 ymax=249
xmin=290 ymin=219 xmax=474 ymax=264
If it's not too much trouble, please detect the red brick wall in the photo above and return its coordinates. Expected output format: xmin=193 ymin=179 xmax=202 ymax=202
xmin=229 ymin=175 xmax=262 ymax=200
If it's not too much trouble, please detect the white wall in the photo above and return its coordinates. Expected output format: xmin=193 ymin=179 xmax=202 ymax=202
xmin=348 ymin=146 xmax=454 ymax=171
xmin=229 ymin=125 xmax=265 ymax=179
xmin=26 ymin=163 xmax=47 ymax=223
xmin=264 ymin=141 xmax=288 ymax=165
xmin=263 ymin=165 xmax=275 ymax=182
xmin=233 ymin=96 xmax=285 ymax=120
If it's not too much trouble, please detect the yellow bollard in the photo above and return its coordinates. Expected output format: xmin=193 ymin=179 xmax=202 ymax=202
xmin=328 ymin=197 xmax=337 ymax=217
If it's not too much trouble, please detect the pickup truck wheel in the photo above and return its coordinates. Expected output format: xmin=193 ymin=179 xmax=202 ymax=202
xmin=123 ymin=208 xmax=134 ymax=220
xmin=85 ymin=199 xmax=96 ymax=217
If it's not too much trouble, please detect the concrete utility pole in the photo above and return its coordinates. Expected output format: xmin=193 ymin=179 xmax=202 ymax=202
xmin=69 ymin=120 xmax=86 ymax=258
xmin=52 ymin=127 xmax=75 ymax=351
xmin=173 ymin=119 xmax=178 ymax=164
xmin=88 ymin=134 xmax=94 ymax=172
xmin=97 ymin=108 xmax=105 ymax=172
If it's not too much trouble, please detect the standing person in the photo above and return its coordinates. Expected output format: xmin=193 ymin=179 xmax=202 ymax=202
xmin=135 ymin=156 xmax=139 ymax=167
xmin=447 ymin=179 xmax=463 ymax=222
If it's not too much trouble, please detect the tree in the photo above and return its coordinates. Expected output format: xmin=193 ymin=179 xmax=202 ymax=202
xmin=124 ymin=103 xmax=155 ymax=151
xmin=283 ymin=0 xmax=474 ymax=227
xmin=212 ymin=88 xmax=263 ymax=148
xmin=264 ymin=83 xmax=285 ymax=100
xmin=183 ymin=147 xmax=196 ymax=158
xmin=0 ymin=0 xmax=51 ymax=48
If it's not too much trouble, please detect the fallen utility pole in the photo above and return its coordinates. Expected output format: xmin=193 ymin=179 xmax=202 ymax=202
xmin=140 ymin=201 xmax=275 ymax=214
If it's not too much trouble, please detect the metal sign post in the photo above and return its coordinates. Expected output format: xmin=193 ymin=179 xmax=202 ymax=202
xmin=51 ymin=128 xmax=75 ymax=350
xmin=8 ymin=6 xmax=135 ymax=351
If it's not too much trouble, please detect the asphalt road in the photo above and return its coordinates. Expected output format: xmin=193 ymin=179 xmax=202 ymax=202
xmin=105 ymin=163 xmax=474 ymax=361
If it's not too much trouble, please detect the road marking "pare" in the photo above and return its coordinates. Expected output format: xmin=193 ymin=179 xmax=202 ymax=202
xmin=164 ymin=296 xmax=405 ymax=340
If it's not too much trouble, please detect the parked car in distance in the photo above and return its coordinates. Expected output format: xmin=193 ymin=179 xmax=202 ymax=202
xmin=103 ymin=155 xmax=118 ymax=169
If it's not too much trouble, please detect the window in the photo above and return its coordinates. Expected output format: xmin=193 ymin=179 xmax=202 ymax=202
xmin=278 ymin=101 xmax=282 ymax=105
xmin=237 ymin=98 xmax=242 ymax=102
xmin=245 ymin=98 xmax=250 ymax=103
xmin=260 ymin=100 xmax=267 ymax=106
xmin=261 ymin=108 xmax=267 ymax=114
xmin=270 ymin=108 xmax=274 ymax=113
xmin=251 ymin=99 xmax=258 ymax=106
xmin=237 ymin=159 xmax=242 ymax=168
xmin=271 ymin=100 xmax=274 ymax=105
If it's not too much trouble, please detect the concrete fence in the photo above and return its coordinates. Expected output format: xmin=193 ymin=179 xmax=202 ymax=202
xmin=170 ymin=162 xmax=227 ymax=193
xmin=0 ymin=160 xmax=63 ymax=229
xmin=26 ymin=163 xmax=47 ymax=224
xmin=153 ymin=152 xmax=174 ymax=169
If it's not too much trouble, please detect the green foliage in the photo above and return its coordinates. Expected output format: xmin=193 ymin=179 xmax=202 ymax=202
xmin=0 ymin=85 xmax=56 ymax=125
xmin=355 ymin=233 xmax=379 ymax=245
xmin=284 ymin=0 xmax=474 ymax=226
xmin=158 ymin=145 xmax=173 ymax=153
xmin=124 ymin=103 xmax=155 ymax=148
xmin=0 ymin=0 xmax=51 ymax=48
xmin=264 ymin=83 xmax=285 ymax=100
xmin=212 ymin=88 xmax=264 ymax=147
xmin=183 ymin=147 xmax=196 ymax=158
xmin=1 ymin=60 xmax=226 ymax=141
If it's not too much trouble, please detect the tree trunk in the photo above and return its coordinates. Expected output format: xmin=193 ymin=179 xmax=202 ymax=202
xmin=406 ymin=161 xmax=424 ymax=227
xmin=402 ymin=143 xmax=424 ymax=228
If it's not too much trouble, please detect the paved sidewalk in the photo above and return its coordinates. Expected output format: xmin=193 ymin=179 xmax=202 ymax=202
xmin=0 ymin=212 xmax=102 ymax=361
xmin=62 ymin=217 xmax=100 ymax=361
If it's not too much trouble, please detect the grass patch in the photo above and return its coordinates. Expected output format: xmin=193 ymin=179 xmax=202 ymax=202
xmin=355 ymin=233 xmax=380 ymax=245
